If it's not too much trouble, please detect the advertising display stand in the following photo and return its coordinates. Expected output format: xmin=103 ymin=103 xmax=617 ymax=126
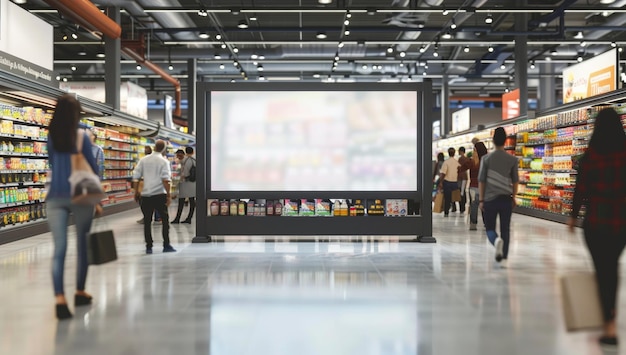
xmin=193 ymin=82 xmax=435 ymax=243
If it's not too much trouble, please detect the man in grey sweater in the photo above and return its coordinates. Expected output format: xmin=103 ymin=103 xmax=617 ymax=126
xmin=478 ymin=127 xmax=519 ymax=268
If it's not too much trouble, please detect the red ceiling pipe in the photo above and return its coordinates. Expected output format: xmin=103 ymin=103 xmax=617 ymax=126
xmin=42 ymin=0 xmax=121 ymax=39
xmin=44 ymin=0 xmax=183 ymax=121
xmin=121 ymin=48 xmax=182 ymax=119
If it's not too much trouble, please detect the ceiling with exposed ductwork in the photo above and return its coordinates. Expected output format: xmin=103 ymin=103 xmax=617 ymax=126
xmin=10 ymin=0 xmax=626 ymax=104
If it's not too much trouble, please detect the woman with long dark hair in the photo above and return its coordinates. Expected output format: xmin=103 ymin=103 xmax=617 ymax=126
xmin=464 ymin=141 xmax=488 ymax=230
xmin=47 ymin=94 xmax=99 ymax=320
xmin=568 ymin=107 xmax=626 ymax=346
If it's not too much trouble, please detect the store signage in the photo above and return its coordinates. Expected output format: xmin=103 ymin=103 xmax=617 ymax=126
xmin=0 ymin=50 xmax=56 ymax=86
xmin=562 ymin=48 xmax=618 ymax=103
xmin=433 ymin=120 xmax=441 ymax=140
xmin=451 ymin=107 xmax=470 ymax=133
xmin=60 ymin=81 xmax=148 ymax=119
xmin=502 ymin=88 xmax=520 ymax=120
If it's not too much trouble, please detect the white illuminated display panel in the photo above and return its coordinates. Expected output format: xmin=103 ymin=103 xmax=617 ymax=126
xmin=210 ymin=91 xmax=418 ymax=191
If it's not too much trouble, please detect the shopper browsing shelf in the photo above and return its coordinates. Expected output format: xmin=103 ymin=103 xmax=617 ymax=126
xmin=567 ymin=107 xmax=626 ymax=347
xmin=478 ymin=127 xmax=519 ymax=268
xmin=46 ymin=94 xmax=99 ymax=320
xmin=171 ymin=147 xmax=196 ymax=224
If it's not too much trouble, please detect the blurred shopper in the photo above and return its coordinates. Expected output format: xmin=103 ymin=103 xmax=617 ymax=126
xmin=438 ymin=147 xmax=460 ymax=217
xmin=46 ymin=94 xmax=98 ymax=320
xmin=87 ymin=129 xmax=104 ymax=180
xmin=132 ymin=140 xmax=176 ymax=254
xmin=478 ymin=127 xmax=518 ymax=267
xmin=136 ymin=145 xmax=162 ymax=224
xmin=568 ymin=107 xmax=626 ymax=347
xmin=461 ymin=142 xmax=488 ymax=230
xmin=172 ymin=147 xmax=196 ymax=224
xmin=457 ymin=146 xmax=470 ymax=214
xmin=433 ymin=152 xmax=445 ymax=184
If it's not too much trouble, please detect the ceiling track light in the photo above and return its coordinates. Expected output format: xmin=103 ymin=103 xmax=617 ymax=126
xmin=577 ymin=56 xmax=583 ymax=62
xmin=344 ymin=19 xmax=350 ymax=26
xmin=450 ymin=19 xmax=457 ymax=30
xmin=611 ymin=42 xmax=617 ymax=48
xmin=136 ymin=64 xmax=142 ymax=70
xmin=580 ymin=41 xmax=586 ymax=47
xmin=338 ymin=42 xmax=344 ymax=48
xmin=500 ymin=64 xmax=506 ymax=70
xmin=442 ymin=31 xmax=452 ymax=39
xmin=70 ymin=65 xmax=77 ymax=71
xmin=257 ymin=65 xmax=264 ymax=71
xmin=316 ymin=32 xmax=327 ymax=39
xmin=485 ymin=14 xmax=493 ymax=24
xmin=219 ymin=64 xmax=225 ymax=70
xmin=233 ymin=47 xmax=239 ymax=53
xmin=215 ymin=34 xmax=222 ymax=40
xmin=399 ymin=51 xmax=406 ymax=57
xmin=346 ymin=11 xmax=351 ymax=19
xmin=344 ymin=30 xmax=350 ymax=36
xmin=488 ymin=45 xmax=494 ymax=52
xmin=62 ymin=34 xmax=68 ymax=41
xmin=463 ymin=46 xmax=469 ymax=53
xmin=334 ymin=55 xmax=340 ymax=61
xmin=197 ymin=9 xmax=208 ymax=17
xmin=237 ymin=21 xmax=249 ymax=29
xmin=419 ymin=46 xmax=426 ymax=53
xmin=71 ymin=32 xmax=78 ymax=40
xmin=199 ymin=32 xmax=210 ymax=39
xmin=168 ymin=64 xmax=174 ymax=71
xmin=529 ymin=61 xmax=536 ymax=69
xmin=221 ymin=43 xmax=227 ymax=49
xmin=387 ymin=46 xmax=394 ymax=53
xmin=442 ymin=9 xmax=449 ymax=16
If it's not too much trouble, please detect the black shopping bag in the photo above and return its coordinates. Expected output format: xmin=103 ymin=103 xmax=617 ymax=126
xmin=88 ymin=229 xmax=117 ymax=265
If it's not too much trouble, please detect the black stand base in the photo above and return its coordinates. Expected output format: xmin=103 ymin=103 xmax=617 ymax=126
xmin=192 ymin=236 xmax=212 ymax=243
xmin=417 ymin=236 xmax=437 ymax=243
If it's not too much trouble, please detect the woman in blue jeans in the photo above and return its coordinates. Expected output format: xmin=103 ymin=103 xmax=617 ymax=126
xmin=46 ymin=94 xmax=99 ymax=319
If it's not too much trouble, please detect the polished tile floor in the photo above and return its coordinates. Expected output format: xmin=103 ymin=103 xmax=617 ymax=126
xmin=0 ymin=207 xmax=622 ymax=355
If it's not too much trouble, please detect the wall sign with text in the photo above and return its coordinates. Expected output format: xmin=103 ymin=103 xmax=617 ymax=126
xmin=562 ymin=49 xmax=618 ymax=104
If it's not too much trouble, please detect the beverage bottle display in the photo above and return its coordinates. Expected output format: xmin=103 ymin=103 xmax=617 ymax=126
xmin=340 ymin=200 xmax=348 ymax=216
xmin=247 ymin=200 xmax=255 ymax=216
xmin=210 ymin=200 xmax=219 ymax=216
xmin=333 ymin=200 xmax=341 ymax=216
xmin=266 ymin=200 xmax=274 ymax=216
xmin=274 ymin=200 xmax=283 ymax=216
xmin=229 ymin=200 xmax=238 ymax=216
xmin=219 ymin=200 xmax=229 ymax=216
xmin=237 ymin=200 xmax=246 ymax=216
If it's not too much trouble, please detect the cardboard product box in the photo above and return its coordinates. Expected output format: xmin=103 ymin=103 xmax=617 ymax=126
xmin=386 ymin=199 xmax=408 ymax=216
xmin=283 ymin=199 xmax=300 ymax=216
xmin=367 ymin=199 xmax=385 ymax=216
xmin=314 ymin=199 xmax=332 ymax=216
xmin=299 ymin=199 xmax=315 ymax=216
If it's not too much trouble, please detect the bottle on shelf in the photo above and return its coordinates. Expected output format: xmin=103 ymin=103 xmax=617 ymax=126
xmin=229 ymin=199 xmax=238 ymax=216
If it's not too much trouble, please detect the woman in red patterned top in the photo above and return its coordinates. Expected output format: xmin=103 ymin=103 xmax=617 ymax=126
xmin=568 ymin=107 xmax=626 ymax=347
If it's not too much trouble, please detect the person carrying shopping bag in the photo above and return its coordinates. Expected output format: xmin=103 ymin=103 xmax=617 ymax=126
xmin=567 ymin=107 xmax=626 ymax=347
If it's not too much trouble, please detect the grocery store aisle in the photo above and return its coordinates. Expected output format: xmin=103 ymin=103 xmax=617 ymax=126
xmin=0 ymin=208 xmax=620 ymax=355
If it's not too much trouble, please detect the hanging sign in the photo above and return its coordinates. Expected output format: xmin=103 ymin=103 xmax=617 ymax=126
xmin=562 ymin=48 xmax=618 ymax=103
xmin=0 ymin=50 xmax=56 ymax=86
xmin=502 ymin=88 xmax=520 ymax=120
xmin=451 ymin=107 xmax=470 ymax=133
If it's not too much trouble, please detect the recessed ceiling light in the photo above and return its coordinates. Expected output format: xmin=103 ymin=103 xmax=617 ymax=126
xmin=77 ymin=51 xmax=87 ymax=56
xmin=251 ymin=54 xmax=258 ymax=59
xmin=237 ymin=21 xmax=249 ymax=29
xmin=316 ymin=32 xmax=327 ymax=39
xmin=230 ymin=79 xmax=236 ymax=83
xmin=259 ymin=55 xmax=265 ymax=60
xmin=249 ymin=15 xmax=258 ymax=21
xmin=199 ymin=32 xmax=210 ymax=39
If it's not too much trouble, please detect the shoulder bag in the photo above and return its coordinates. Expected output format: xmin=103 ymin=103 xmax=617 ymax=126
xmin=68 ymin=129 xmax=106 ymax=205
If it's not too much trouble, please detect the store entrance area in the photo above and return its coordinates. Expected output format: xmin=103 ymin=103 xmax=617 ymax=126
xmin=0 ymin=210 xmax=610 ymax=355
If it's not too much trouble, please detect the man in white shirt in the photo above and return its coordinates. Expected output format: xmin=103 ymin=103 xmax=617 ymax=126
xmin=438 ymin=147 xmax=460 ymax=217
xmin=132 ymin=140 xmax=176 ymax=254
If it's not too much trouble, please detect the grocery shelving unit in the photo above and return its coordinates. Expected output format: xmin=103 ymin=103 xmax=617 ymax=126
xmin=0 ymin=69 xmax=194 ymax=244
xmin=194 ymin=82 xmax=435 ymax=242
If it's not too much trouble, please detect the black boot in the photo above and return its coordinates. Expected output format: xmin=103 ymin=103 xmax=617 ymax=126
xmin=182 ymin=198 xmax=195 ymax=223
xmin=171 ymin=198 xmax=184 ymax=223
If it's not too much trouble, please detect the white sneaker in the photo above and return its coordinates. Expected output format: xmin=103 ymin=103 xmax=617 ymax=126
xmin=500 ymin=260 xmax=507 ymax=268
xmin=494 ymin=237 xmax=504 ymax=262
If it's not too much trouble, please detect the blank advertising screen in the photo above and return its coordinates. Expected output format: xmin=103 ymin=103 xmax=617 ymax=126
xmin=210 ymin=91 xmax=418 ymax=191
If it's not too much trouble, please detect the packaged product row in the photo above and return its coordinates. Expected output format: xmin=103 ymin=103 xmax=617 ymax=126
xmin=0 ymin=141 xmax=46 ymax=154
xmin=542 ymin=156 xmax=573 ymax=171
xmin=0 ymin=203 xmax=46 ymax=228
xmin=102 ymin=181 xmax=130 ymax=193
xmin=0 ymin=171 xmax=46 ymax=184
xmin=0 ymin=105 xmax=51 ymax=126
xmin=103 ymin=170 xmax=132 ymax=180
xmin=1 ymin=157 xmax=48 ymax=171
xmin=0 ymin=187 xmax=46 ymax=204
xmin=209 ymin=198 xmax=410 ymax=217
xmin=0 ymin=120 xmax=48 ymax=139
xmin=543 ymin=172 xmax=574 ymax=186
xmin=104 ymin=151 xmax=134 ymax=160
xmin=104 ymin=160 xmax=132 ymax=169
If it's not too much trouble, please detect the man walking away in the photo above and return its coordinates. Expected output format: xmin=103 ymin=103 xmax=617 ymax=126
xmin=478 ymin=127 xmax=519 ymax=268
xmin=132 ymin=140 xmax=176 ymax=254
xmin=457 ymin=146 xmax=470 ymax=214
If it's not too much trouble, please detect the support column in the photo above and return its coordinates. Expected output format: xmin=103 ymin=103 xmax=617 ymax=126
xmin=538 ymin=63 xmax=556 ymax=110
xmin=187 ymin=58 xmax=197 ymax=134
xmin=440 ymin=75 xmax=450 ymax=136
xmin=104 ymin=7 xmax=121 ymax=110
xmin=514 ymin=0 xmax=528 ymax=116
